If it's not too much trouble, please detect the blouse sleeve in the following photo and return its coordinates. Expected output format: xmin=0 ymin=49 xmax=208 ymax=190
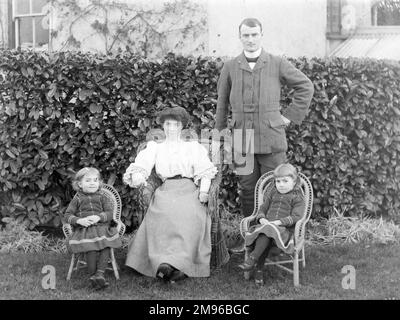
xmin=124 ymin=141 xmax=158 ymax=181
xmin=192 ymin=141 xmax=218 ymax=185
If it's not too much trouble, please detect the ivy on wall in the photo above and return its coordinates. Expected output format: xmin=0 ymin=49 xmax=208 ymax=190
xmin=49 ymin=0 xmax=207 ymax=58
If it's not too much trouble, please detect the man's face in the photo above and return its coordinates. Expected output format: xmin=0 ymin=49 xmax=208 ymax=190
xmin=239 ymin=24 xmax=262 ymax=52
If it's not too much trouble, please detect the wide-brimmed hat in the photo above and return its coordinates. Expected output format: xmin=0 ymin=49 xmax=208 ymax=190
xmin=156 ymin=106 xmax=191 ymax=127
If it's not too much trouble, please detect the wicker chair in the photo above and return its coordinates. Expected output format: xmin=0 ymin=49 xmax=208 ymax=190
xmin=62 ymin=184 xmax=126 ymax=280
xmin=134 ymin=139 xmax=230 ymax=270
xmin=239 ymin=171 xmax=313 ymax=286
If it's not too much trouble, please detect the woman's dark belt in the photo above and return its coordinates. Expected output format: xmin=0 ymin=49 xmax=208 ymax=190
xmin=166 ymin=175 xmax=192 ymax=181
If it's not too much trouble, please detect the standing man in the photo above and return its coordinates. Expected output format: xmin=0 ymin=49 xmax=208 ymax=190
xmin=216 ymin=18 xmax=314 ymax=225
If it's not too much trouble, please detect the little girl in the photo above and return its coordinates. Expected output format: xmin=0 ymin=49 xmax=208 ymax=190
xmin=238 ymin=163 xmax=305 ymax=284
xmin=64 ymin=167 xmax=122 ymax=289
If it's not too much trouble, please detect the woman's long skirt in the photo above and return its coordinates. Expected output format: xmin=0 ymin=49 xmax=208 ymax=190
xmin=126 ymin=178 xmax=211 ymax=277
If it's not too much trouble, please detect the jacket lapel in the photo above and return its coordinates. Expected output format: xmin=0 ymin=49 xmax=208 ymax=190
xmin=237 ymin=52 xmax=252 ymax=72
xmin=252 ymin=49 xmax=269 ymax=71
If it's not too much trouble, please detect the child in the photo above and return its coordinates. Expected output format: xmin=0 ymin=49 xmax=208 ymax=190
xmin=64 ymin=167 xmax=122 ymax=289
xmin=238 ymin=163 xmax=305 ymax=285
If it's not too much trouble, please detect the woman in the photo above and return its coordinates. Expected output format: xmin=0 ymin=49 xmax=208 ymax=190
xmin=123 ymin=106 xmax=218 ymax=282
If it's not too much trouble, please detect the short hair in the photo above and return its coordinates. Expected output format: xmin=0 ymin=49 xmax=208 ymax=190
xmin=273 ymin=163 xmax=298 ymax=181
xmin=156 ymin=106 xmax=191 ymax=128
xmin=72 ymin=167 xmax=102 ymax=191
xmin=239 ymin=18 xmax=263 ymax=34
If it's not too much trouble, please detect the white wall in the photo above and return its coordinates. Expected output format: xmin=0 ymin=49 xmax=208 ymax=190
xmin=207 ymin=0 xmax=327 ymax=58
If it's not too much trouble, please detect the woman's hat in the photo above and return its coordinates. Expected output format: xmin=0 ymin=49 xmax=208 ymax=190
xmin=156 ymin=106 xmax=191 ymax=127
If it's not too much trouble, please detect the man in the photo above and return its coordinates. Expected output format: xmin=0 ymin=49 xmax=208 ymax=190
xmin=216 ymin=18 xmax=314 ymax=241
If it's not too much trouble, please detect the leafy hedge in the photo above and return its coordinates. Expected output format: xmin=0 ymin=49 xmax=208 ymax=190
xmin=0 ymin=50 xmax=399 ymax=230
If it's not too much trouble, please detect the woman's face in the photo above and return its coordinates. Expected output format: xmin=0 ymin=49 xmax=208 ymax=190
xmin=163 ymin=119 xmax=183 ymax=138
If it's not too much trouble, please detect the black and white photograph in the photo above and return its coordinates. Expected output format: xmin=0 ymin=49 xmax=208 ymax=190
xmin=0 ymin=0 xmax=399 ymax=307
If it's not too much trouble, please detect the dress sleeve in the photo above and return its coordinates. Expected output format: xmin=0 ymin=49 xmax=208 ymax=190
xmin=280 ymin=191 xmax=305 ymax=227
xmin=192 ymin=142 xmax=218 ymax=185
xmin=98 ymin=194 xmax=114 ymax=223
xmin=123 ymin=141 xmax=158 ymax=182
xmin=64 ymin=194 xmax=80 ymax=226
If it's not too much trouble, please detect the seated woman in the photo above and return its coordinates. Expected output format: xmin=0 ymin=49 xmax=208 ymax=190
xmin=123 ymin=106 xmax=217 ymax=282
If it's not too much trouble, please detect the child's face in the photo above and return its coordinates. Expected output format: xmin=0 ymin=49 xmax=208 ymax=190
xmin=275 ymin=176 xmax=296 ymax=194
xmin=78 ymin=172 xmax=100 ymax=193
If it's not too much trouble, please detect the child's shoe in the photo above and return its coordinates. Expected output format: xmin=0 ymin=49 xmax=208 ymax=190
xmin=238 ymin=255 xmax=257 ymax=271
xmin=254 ymin=269 xmax=264 ymax=286
xmin=90 ymin=271 xmax=109 ymax=289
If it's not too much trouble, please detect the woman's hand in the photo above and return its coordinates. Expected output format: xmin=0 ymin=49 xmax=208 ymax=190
xmin=129 ymin=173 xmax=147 ymax=188
xmin=76 ymin=217 xmax=92 ymax=227
xmin=259 ymin=218 xmax=269 ymax=225
xmin=270 ymin=220 xmax=282 ymax=226
xmin=199 ymin=192 xmax=209 ymax=203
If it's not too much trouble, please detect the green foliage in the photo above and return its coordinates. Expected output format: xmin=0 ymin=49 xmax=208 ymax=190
xmin=0 ymin=217 xmax=66 ymax=253
xmin=0 ymin=50 xmax=399 ymax=230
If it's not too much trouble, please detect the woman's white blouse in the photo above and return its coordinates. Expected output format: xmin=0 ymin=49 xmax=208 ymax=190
xmin=124 ymin=140 xmax=217 ymax=184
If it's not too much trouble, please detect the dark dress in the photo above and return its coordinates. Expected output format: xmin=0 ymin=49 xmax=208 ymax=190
xmin=245 ymin=185 xmax=305 ymax=251
xmin=64 ymin=191 xmax=122 ymax=253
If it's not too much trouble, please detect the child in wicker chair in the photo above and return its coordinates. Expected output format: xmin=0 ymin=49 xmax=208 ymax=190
xmin=238 ymin=163 xmax=305 ymax=285
xmin=64 ymin=167 xmax=122 ymax=289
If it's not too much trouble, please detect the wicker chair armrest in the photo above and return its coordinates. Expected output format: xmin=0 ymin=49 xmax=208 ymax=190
xmin=115 ymin=220 xmax=126 ymax=237
xmin=62 ymin=223 xmax=73 ymax=238
xmin=239 ymin=215 xmax=257 ymax=239
xmin=294 ymin=217 xmax=307 ymax=246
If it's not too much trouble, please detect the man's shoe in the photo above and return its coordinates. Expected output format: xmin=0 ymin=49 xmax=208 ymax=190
xmin=156 ymin=263 xmax=174 ymax=281
xmin=229 ymin=241 xmax=246 ymax=254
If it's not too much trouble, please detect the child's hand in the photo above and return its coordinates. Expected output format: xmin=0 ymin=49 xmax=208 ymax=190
xmin=76 ymin=218 xmax=92 ymax=227
xmin=259 ymin=218 xmax=269 ymax=225
xmin=86 ymin=215 xmax=101 ymax=224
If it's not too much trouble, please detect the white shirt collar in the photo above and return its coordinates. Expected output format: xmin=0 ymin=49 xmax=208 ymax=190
xmin=244 ymin=48 xmax=262 ymax=59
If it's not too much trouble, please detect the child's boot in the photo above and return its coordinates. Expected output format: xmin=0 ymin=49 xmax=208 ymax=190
xmin=254 ymin=269 xmax=264 ymax=286
xmin=238 ymin=254 xmax=258 ymax=271
xmin=90 ymin=270 xmax=109 ymax=289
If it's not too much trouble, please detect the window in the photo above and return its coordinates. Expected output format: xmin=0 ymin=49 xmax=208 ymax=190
xmin=12 ymin=0 xmax=50 ymax=50
xmin=372 ymin=0 xmax=400 ymax=26
xmin=326 ymin=0 xmax=349 ymax=38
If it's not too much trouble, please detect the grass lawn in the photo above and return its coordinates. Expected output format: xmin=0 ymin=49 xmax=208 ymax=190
xmin=0 ymin=243 xmax=399 ymax=300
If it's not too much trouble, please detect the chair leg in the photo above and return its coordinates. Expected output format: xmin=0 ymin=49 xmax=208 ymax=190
xmin=67 ymin=253 xmax=75 ymax=281
xmin=302 ymin=246 xmax=306 ymax=268
xmin=293 ymin=251 xmax=299 ymax=287
xmin=110 ymin=248 xmax=120 ymax=280
xmin=243 ymin=249 xmax=251 ymax=280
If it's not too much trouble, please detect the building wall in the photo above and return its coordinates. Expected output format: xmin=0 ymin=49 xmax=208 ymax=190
xmin=207 ymin=0 xmax=327 ymax=58
xmin=0 ymin=0 xmax=9 ymax=49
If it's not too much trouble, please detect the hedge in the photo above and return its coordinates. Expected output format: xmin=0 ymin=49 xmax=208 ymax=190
xmin=0 ymin=49 xmax=399 ymax=230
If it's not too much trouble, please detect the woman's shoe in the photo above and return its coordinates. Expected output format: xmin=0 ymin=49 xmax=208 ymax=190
xmin=156 ymin=263 xmax=174 ymax=281
xmin=238 ymin=255 xmax=258 ymax=271
xmin=169 ymin=270 xmax=187 ymax=283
